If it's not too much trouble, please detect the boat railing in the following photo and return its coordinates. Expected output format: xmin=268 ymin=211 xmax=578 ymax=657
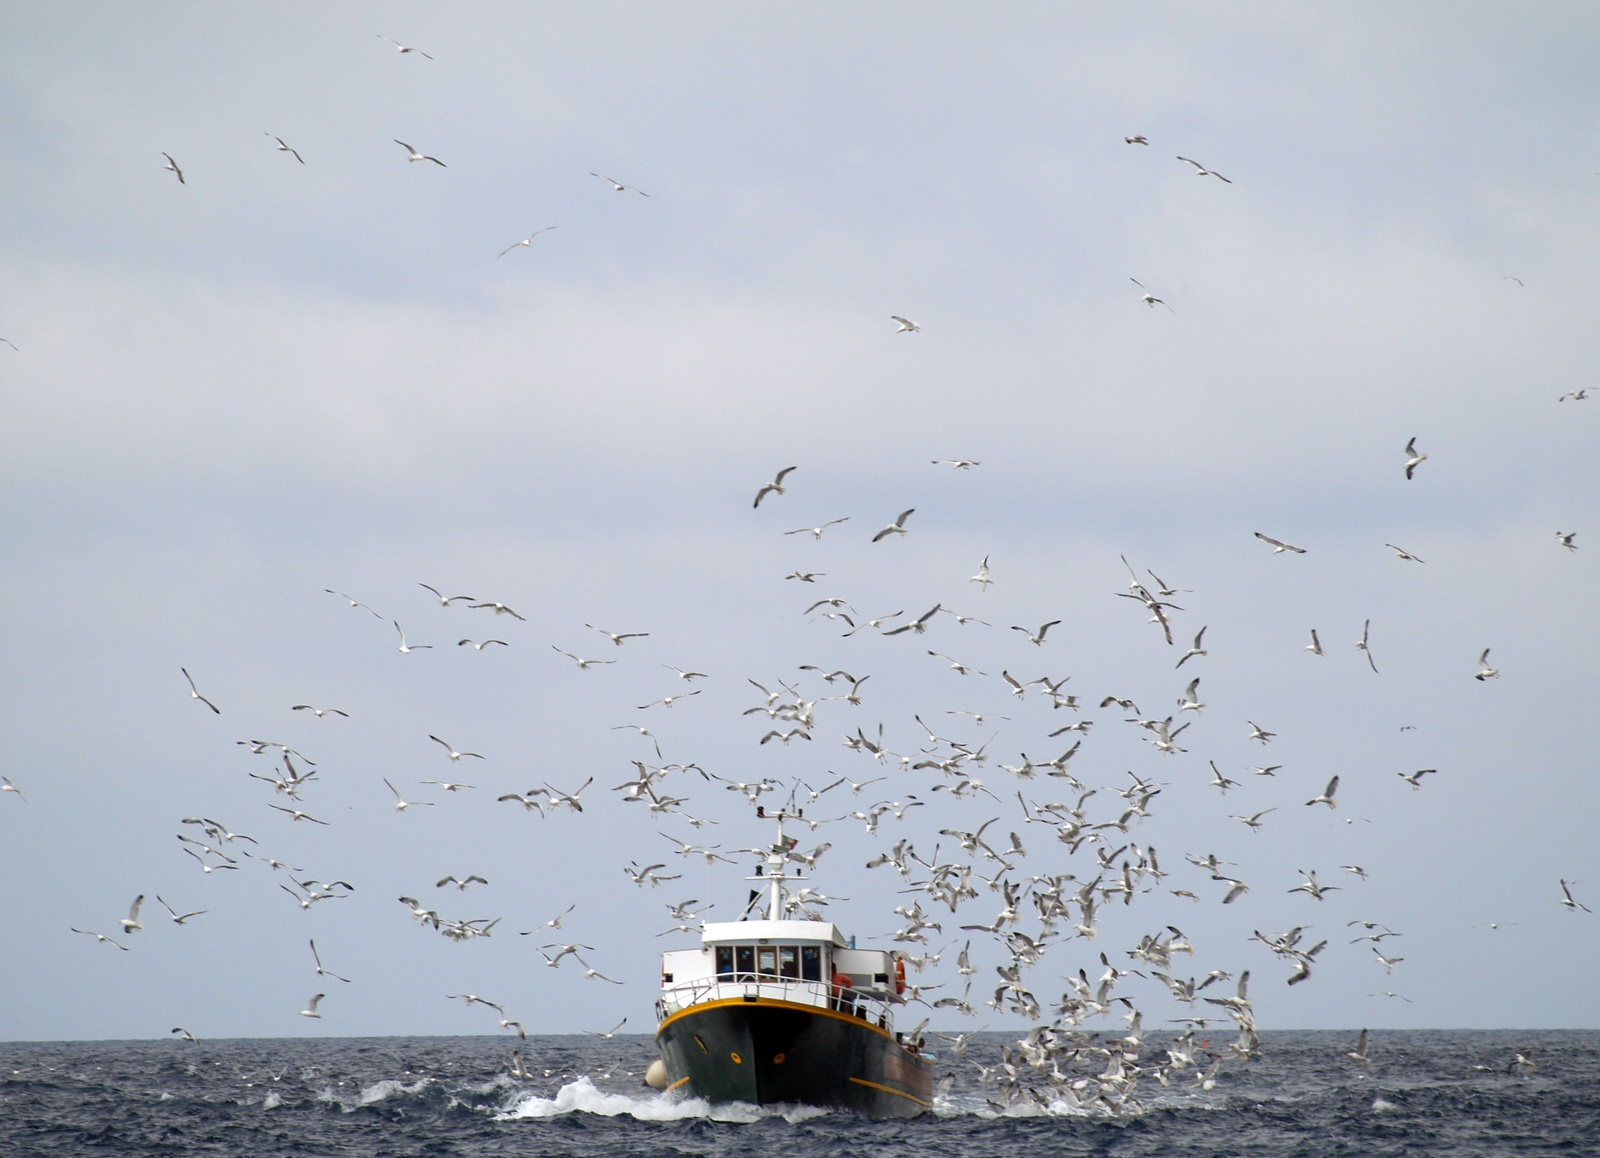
xmin=656 ymin=975 xmax=898 ymax=1031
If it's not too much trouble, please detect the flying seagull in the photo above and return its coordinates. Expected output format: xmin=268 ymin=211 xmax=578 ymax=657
xmin=1559 ymin=879 xmax=1592 ymax=913
xmin=1386 ymin=543 xmax=1425 ymax=563
xmin=299 ymin=993 xmax=325 ymax=1018
xmin=429 ymin=735 xmax=484 ymax=761
xmin=292 ymin=705 xmax=349 ymax=718
xmin=419 ymin=583 xmax=474 ymax=606
xmin=1306 ymin=775 xmax=1340 ymax=809
xmin=378 ymin=35 xmax=433 ymax=58
xmin=181 ymin=668 xmax=221 ymax=714
xmin=1130 ymin=278 xmax=1173 ymax=310
xmin=1176 ymin=156 xmax=1231 ymax=182
xmin=1403 ymin=437 xmax=1427 ymax=480
xmin=872 ymin=509 xmax=916 ymax=542
xmin=1125 ymin=135 xmax=1148 ymax=145
xmin=1558 ymin=390 xmax=1588 ymax=402
xmin=161 ymin=152 xmax=185 ymax=184
xmin=754 ymin=466 xmax=796 ymax=508
xmin=310 ymin=939 xmax=351 ymax=983
xmin=2 ymin=775 xmax=26 ymax=801
xmin=1254 ymin=532 xmax=1306 ymax=554
xmin=120 ymin=895 xmax=145 ymax=934
xmin=588 ymin=624 xmax=650 ymax=646
xmin=1305 ymin=629 xmax=1324 ymax=656
xmin=933 ymin=459 xmax=981 ymax=468
xmin=891 ymin=316 xmax=920 ymax=332
xmin=1475 ymin=649 xmax=1499 ymax=680
xmin=393 ymin=621 xmax=432 ymax=652
xmin=156 ymin=896 xmax=206 ymax=925
xmin=394 ymin=140 xmax=446 ymax=166
xmin=1356 ymin=619 xmax=1379 ymax=673
xmin=1556 ymin=531 xmax=1578 ymax=552
xmin=266 ymin=134 xmax=304 ymax=163
xmin=591 ymin=173 xmax=649 ymax=196
xmin=497 ymin=226 xmax=557 ymax=258
xmin=785 ymin=518 xmax=849 ymax=539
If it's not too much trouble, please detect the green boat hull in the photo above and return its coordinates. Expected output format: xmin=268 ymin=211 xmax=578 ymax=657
xmin=656 ymin=996 xmax=934 ymax=1117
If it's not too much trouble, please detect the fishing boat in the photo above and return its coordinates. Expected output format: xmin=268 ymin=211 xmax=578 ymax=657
xmin=646 ymin=807 xmax=936 ymax=1116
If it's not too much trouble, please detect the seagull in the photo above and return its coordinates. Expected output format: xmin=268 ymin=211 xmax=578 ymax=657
xmin=754 ymin=466 xmax=797 ymax=508
xmin=71 ymin=928 xmax=128 ymax=950
xmin=521 ymin=904 xmax=576 ymax=936
xmin=384 ymin=778 xmax=435 ymax=812
xmin=933 ymin=459 xmax=981 ymax=468
xmin=181 ymin=668 xmax=221 ymax=714
xmin=1304 ymin=629 xmax=1324 ymax=656
xmin=1403 ymin=437 xmax=1427 ymax=479
xmin=1176 ymin=626 xmax=1208 ymax=668
xmin=469 ymin=601 xmax=526 ymax=619
xmin=171 ymin=1027 xmax=199 ymax=1043
xmin=872 ymin=509 xmax=915 ymax=542
xmin=1125 ymin=135 xmax=1148 ymax=145
xmin=589 ymin=1017 xmax=628 ymax=1039
xmin=970 ymin=556 xmax=993 ymax=590
xmin=419 ymin=583 xmax=474 ymax=606
xmin=588 ymin=625 xmax=650 ymax=646
xmin=1230 ymin=808 xmax=1276 ymax=832
xmin=292 ymin=705 xmax=349 ymax=718
xmin=1176 ymin=156 xmax=1231 ymax=182
xmin=1556 ymin=531 xmax=1578 ymax=551
xmin=891 ymin=316 xmax=920 ymax=332
xmin=2 ymin=776 xmax=25 ymax=801
xmin=325 ymin=588 xmax=383 ymax=617
xmin=1177 ymin=677 xmax=1205 ymax=713
xmin=393 ymin=621 xmax=432 ymax=653
xmin=268 ymin=804 xmax=330 ymax=825
xmin=1398 ymin=769 xmax=1437 ymax=789
xmin=1356 ymin=620 xmax=1379 ymax=673
xmin=496 ymin=226 xmax=557 ymax=258
xmin=299 ymin=993 xmax=325 ymax=1019
xmin=378 ymin=35 xmax=433 ymax=58
xmin=661 ymin=665 xmax=708 ymax=681
xmin=576 ymin=956 xmax=625 ymax=984
xmin=1559 ymin=879 xmax=1591 ymax=913
xmin=120 ymin=895 xmax=144 ymax=934
xmin=1306 ymin=775 xmax=1340 ymax=809
xmin=422 ymin=779 xmax=477 ymax=792
xmin=259 ymin=134 xmax=307 ymax=165
xmin=436 ymin=875 xmax=489 ymax=891
xmin=394 ymin=140 xmax=446 ymax=166
xmin=1386 ymin=544 xmax=1425 ymax=563
xmin=1252 ymin=765 xmax=1282 ymax=777
xmin=458 ymin=638 xmax=509 ymax=650
xmin=786 ymin=570 xmax=823 ymax=583
xmin=161 ymin=152 xmax=185 ymax=184
xmin=552 ymin=646 xmax=614 ymax=669
xmin=156 ymin=896 xmax=205 ymax=925
xmin=1475 ymin=649 xmax=1499 ymax=680
xmin=639 ymin=690 xmax=702 ymax=709
xmin=1558 ymin=390 xmax=1589 ymax=402
xmin=784 ymin=517 xmax=849 ymax=539
xmin=1010 ymin=620 xmax=1060 ymax=646
xmin=1347 ymin=1028 xmax=1370 ymax=1067
xmin=591 ymin=173 xmax=649 ymax=195
xmin=310 ymin=939 xmax=351 ymax=983
xmin=1372 ymin=947 xmax=1404 ymax=973
xmin=428 ymin=736 xmax=483 ymax=763
xmin=1130 ymin=278 xmax=1173 ymax=310
xmin=1247 ymin=721 xmax=1276 ymax=744
xmin=1254 ymin=532 xmax=1306 ymax=554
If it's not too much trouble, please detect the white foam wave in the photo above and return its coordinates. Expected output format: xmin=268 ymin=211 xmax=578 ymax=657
xmin=261 ymin=1090 xmax=282 ymax=1110
xmin=497 ymin=1077 xmax=831 ymax=1123
xmin=1371 ymin=1097 xmax=1395 ymax=1112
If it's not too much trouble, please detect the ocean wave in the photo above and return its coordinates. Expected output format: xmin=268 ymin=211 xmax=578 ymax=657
xmin=498 ymin=1077 xmax=832 ymax=1123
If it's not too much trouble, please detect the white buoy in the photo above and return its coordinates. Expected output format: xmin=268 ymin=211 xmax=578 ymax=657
xmin=644 ymin=1058 xmax=670 ymax=1090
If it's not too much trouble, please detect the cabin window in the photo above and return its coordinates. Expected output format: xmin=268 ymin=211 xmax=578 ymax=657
xmin=757 ymin=946 xmax=778 ymax=975
xmin=716 ymin=946 xmax=733 ymax=976
xmin=801 ymin=945 xmax=821 ymax=981
xmin=778 ymin=946 xmax=799 ymax=978
xmin=735 ymin=946 xmax=755 ymax=975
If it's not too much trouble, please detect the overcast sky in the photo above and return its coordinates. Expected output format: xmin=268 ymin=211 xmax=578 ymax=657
xmin=3 ymin=3 xmax=1598 ymax=1043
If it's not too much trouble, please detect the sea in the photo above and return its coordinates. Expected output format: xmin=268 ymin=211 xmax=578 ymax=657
xmin=3 ymin=1030 xmax=1596 ymax=1157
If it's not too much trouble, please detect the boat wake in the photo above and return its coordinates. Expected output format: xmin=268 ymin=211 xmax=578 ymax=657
xmin=498 ymin=1077 xmax=838 ymax=1123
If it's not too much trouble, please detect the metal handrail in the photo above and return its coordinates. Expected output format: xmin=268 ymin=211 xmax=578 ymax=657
xmin=656 ymin=975 xmax=896 ymax=1028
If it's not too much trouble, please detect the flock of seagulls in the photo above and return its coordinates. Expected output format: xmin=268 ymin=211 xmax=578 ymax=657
xmin=9 ymin=43 xmax=1586 ymax=1113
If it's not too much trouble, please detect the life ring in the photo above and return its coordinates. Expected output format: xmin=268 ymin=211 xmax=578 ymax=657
xmin=894 ymin=957 xmax=906 ymax=995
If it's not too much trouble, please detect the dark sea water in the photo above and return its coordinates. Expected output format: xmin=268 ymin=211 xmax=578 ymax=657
xmin=3 ymin=1030 xmax=1596 ymax=1158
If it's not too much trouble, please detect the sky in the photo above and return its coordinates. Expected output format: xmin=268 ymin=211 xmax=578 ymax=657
xmin=2 ymin=3 xmax=1599 ymax=1043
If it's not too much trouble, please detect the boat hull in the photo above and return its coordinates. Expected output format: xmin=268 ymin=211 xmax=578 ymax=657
xmin=656 ymin=996 xmax=934 ymax=1117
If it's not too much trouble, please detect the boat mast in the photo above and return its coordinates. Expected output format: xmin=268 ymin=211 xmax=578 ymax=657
xmin=752 ymin=807 xmax=796 ymax=921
